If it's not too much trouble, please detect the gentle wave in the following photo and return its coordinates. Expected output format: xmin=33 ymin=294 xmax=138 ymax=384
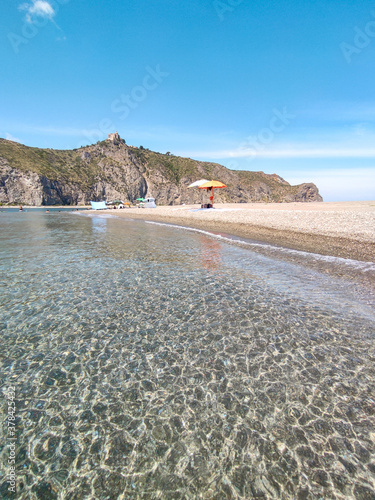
xmin=144 ymin=220 xmax=375 ymax=273
xmin=73 ymin=211 xmax=120 ymax=219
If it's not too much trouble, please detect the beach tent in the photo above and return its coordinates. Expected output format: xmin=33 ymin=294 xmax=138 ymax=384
xmin=90 ymin=201 xmax=107 ymax=210
xmin=198 ymin=180 xmax=227 ymax=207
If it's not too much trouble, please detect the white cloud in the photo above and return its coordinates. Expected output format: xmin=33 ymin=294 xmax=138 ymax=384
xmin=179 ymin=128 xmax=375 ymax=161
xmin=30 ymin=0 xmax=54 ymax=17
xmin=19 ymin=0 xmax=55 ymax=23
xmin=5 ymin=133 xmax=21 ymax=143
xmin=180 ymin=147 xmax=375 ymax=160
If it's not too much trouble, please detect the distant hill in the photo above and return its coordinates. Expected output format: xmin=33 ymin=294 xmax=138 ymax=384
xmin=0 ymin=133 xmax=322 ymax=205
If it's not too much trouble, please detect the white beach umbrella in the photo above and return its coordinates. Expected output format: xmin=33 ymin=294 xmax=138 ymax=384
xmin=187 ymin=179 xmax=209 ymax=188
xmin=188 ymin=179 xmax=209 ymax=205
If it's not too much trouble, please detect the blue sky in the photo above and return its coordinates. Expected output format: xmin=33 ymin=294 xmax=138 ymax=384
xmin=1 ymin=0 xmax=375 ymax=201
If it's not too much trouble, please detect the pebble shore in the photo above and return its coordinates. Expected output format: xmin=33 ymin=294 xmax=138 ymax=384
xmin=100 ymin=201 xmax=375 ymax=263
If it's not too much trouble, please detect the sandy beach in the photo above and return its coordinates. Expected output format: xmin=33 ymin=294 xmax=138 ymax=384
xmin=98 ymin=201 xmax=375 ymax=262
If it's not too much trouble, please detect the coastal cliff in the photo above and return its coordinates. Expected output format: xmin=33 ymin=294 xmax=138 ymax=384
xmin=0 ymin=134 xmax=323 ymax=205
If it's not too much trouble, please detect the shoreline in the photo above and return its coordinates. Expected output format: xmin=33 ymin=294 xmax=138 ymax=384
xmin=98 ymin=201 xmax=375 ymax=263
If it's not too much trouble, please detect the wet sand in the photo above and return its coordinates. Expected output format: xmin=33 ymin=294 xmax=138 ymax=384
xmin=98 ymin=201 xmax=375 ymax=262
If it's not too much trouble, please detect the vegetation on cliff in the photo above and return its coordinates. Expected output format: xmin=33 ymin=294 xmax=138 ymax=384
xmin=0 ymin=135 xmax=323 ymax=205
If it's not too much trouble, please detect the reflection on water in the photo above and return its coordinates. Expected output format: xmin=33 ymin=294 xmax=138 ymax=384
xmin=199 ymin=237 xmax=222 ymax=272
xmin=0 ymin=212 xmax=374 ymax=499
xmin=91 ymin=216 xmax=108 ymax=235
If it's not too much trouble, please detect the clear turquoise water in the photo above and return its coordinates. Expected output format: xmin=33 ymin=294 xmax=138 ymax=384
xmin=0 ymin=207 xmax=88 ymax=213
xmin=1 ymin=212 xmax=374 ymax=499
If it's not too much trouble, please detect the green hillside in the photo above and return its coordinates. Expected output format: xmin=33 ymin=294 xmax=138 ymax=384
xmin=0 ymin=136 xmax=323 ymax=205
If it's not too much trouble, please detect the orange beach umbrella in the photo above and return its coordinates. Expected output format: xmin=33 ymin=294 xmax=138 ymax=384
xmin=198 ymin=180 xmax=227 ymax=206
xmin=187 ymin=179 xmax=209 ymax=188
xmin=198 ymin=180 xmax=227 ymax=189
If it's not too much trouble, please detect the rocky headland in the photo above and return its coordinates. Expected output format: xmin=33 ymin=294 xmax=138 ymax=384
xmin=0 ymin=133 xmax=323 ymax=206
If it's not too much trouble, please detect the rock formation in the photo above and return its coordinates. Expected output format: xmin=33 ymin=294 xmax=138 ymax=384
xmin=0 ymin=134 xmax=323 ymax=205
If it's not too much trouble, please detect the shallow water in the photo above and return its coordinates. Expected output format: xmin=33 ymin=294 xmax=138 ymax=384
xmin=0 ymin=212 xmax=374 ymax=499
xmin=0 ymin=207 xmax=88 ymax=213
